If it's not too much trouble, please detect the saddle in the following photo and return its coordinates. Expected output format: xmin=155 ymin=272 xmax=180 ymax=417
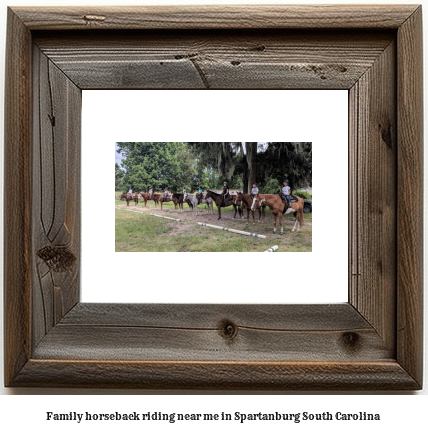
xmin=281 ymin=194 xmax=298 ymax=213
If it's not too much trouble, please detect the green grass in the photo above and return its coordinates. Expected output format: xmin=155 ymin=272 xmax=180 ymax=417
xmin=115 ymin=196 xmax=312 ymax=252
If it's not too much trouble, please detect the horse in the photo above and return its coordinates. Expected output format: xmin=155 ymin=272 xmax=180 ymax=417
xmin=120 ymin=193 xmax=139 ymax=207
xmin=235 ymin=192 xmax=266 ymax=225
xmin=252 ymin=194 xmax=304 ymax=235
xmin=139 ymin=192 xmax=160 ymax=207
xmin=183 ymin=193 xmax=214 ymax=216
xmin=201 ymin=192 xmax=214 ymax=214
xmin=172 ymin=193 xmax=186 ymax=213
xmin=159 ymin=193 xmax=178 ymax=211
xmin=204 ymin=190 xmax=243 ymax=220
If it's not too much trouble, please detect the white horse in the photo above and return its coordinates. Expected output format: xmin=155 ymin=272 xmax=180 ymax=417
xmin=184 ymin=193 xmax=214 ymax=215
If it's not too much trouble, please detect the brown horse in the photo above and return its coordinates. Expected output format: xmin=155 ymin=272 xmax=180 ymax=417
xmin=205 ymin=190 xmax=242 ymax=220
xmin=120 ymin=193 xmax=139 ymax=207
xmin=235 ymin=192 xmax=266 ymax=225
xmin=252 ymin=194 xmax=304 ymax=235
xmin=139 ymin=192 xmax=160 ymax=207
xmin=159 ymin=194 xmax=178 ymax=211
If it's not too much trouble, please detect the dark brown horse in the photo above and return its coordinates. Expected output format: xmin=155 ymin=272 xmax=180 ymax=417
xmin=235 ymin=192 xmax=266 ymax=225
xmin=120 ymin=193 xmax=138 ymax=207
xmin=205 ymin=190 xmax=242 ymax=220
xmin=172 ymin=193 xmax=186 ymax=213
xmin=252 ymin=194 xmax=304 ymax=235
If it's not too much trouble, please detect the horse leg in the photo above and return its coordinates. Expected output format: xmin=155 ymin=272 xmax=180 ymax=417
xmin=272 ymin=213 xmax=277 ymax=234
xmin=280 ymin=213 xmax=284 ymax=235
xmin=233 ymin=205 xmax=237 ymax=219
xmin=217 ymin=201 xmax=222 ymax=220
xmin=252 ymin=209 xmax=256 ymax=226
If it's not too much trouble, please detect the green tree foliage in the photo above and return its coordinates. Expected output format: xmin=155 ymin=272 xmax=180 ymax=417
xmin=115 ymin=142 xmax=311 ymax=194
xmin=116 ymin=142 xmax=201 ymax=192
xmin=256 ymin=142 xmax=312 ymax=192
xmin=115 ymin=163 xmax=124 ymax=190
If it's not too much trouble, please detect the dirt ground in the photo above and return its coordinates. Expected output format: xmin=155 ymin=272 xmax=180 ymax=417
xmin=115 ymin=202 xmax=312 ymax=237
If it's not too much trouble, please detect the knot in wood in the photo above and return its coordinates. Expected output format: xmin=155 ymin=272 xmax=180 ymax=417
xmin=37 ymin=245 xmax=76 ymax=272
xmin=219 ymin=320 xmax=238 ymax=340
xmin=341 ymin=332 xmax=361 ymax=350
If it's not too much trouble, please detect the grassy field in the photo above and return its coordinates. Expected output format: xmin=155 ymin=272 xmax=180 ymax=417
xmin=115 ymin=192 xmax=312 ymax=252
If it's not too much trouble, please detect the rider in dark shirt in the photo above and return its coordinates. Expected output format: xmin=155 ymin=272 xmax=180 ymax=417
xmin=222 ymin=182 xmax=229 ymax=205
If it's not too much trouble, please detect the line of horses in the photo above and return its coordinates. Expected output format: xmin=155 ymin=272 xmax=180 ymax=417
xmin=120 ymin=190 xmax=305 ymax=235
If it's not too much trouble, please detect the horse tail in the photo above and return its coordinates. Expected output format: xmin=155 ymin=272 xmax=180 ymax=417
xmin=299 ymin=199 xmax=304 ymax=227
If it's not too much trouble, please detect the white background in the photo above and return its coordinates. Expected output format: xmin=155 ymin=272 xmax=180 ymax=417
xmin=0 ymin=0 xmax=427 ymax=430
xmin=82 ymin=89 xmax=348 ymax=304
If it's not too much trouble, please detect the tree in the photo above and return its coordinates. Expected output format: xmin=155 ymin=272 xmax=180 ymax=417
xmin=257 ymin=142 xmax=312 ymax=192
xmin=115 ymin=163 xmax=124 ymax=191
xmin=245 ymin=142 xmax=258 ymax=193
xmin=176 ymin=143 xmax=198 ymax=190
xmin=116 ymin=142 xmax=182 ymax=192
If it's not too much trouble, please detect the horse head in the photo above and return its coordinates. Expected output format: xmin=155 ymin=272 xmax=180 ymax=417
xmin=251 ymin=194 xmax=264 ymax=211
xmin=235 ymin=192 xmax=243 ymax=205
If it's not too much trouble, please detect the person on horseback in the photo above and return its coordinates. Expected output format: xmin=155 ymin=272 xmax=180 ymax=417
xmin=222 ymin=181 xmax=229 ymax=206
xmin=182 ymin=186 xmax=186 ymax=195
xmin=251 ymin=182 xmax=259 ymax=198
xmin=148 ymin=187 xmax=152 ymax=199
xmin=198 ymin=186 xmax=203 ymax=204
xmin=164 ymin=187 xmax=169 ymax=199
xmin=282 ymin=180 xmax=291 ymax=208
xmin=128 ymin=187 xmax=133 ymax=199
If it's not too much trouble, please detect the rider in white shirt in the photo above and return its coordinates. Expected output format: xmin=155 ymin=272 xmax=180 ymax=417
xmin=251 ymin=182 xmax=259 ymax=198
xmin=282 ymin=180 xmax=291 ymax=207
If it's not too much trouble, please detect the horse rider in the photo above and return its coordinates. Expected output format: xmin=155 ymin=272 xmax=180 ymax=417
xmin=182 ymin=186 xmax=186 ymax=195
xmin=128 ymin=187 xmax=133 ymax=199
xmin=222 ymin=181 xmax=229 ymax=206
xmin=198 ymin=186 xmax=203 ymax=204
xmin=164 ymin=187 xmax=169 ymax=199
xmin=282 ymin=179 xmax=291 ymax=208
xmin=251 ymin=182 xmax=259 ymax=198
xmin=148 ymin=187 xmax=153 ymax=199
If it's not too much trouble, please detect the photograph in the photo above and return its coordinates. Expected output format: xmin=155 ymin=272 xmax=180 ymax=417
xmin=115 ymin=142 xmax=312 ymax=252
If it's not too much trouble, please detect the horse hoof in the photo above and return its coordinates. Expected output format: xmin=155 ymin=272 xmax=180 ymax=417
xmin=272 ymin=231 xmax=275 ymax=234
xmin=280 ymin=232 xmax=283 ymax=236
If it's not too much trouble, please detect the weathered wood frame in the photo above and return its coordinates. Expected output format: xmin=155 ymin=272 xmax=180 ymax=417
xmin=4 ymin=5 xmax=423 ymax=389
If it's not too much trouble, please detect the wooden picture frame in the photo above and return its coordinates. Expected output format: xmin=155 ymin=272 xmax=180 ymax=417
xmin=4 ymin=5 xmax=423 ymax=389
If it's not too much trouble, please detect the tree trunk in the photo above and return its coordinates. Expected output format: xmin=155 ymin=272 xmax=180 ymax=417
xmin=245 ymin=142 xmax=258 ymax=193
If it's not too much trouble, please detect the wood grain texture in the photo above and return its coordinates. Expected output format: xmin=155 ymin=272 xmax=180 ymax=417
xmin=396 ymin=6 xmax=423 ymax=387
xmin=4 ymin=8 xmax=32 ymax=387
xmin=12 ymin=361 xmax=419 ymax=390
xmin=32 ymin=304 xmax=391 ymax=362
xmin=349 ymin=40 xmax=397 ymax=351
xmin=34 ymin=31 xmax=393 ymax=90
xmin=11 ymin=5 xmax=419 ymax=30
xmin=4 ymin=5 xmax=423 ymax=390
xmin=31 ymin=46 xmax=81 ymax=348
